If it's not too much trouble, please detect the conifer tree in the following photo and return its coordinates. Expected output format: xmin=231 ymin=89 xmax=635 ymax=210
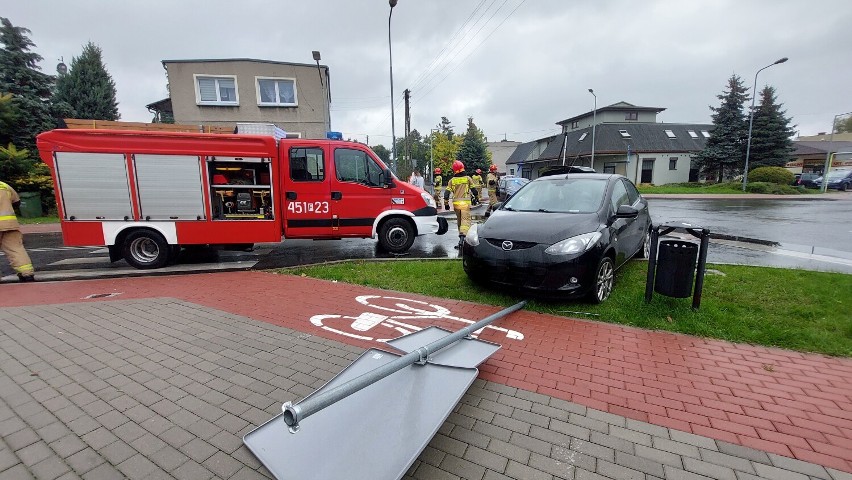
xmin=694 ymin=75 xmax=749 ymax=181
xmin=746 ymin=86 xmax=795 ymax=169
xmin=54 ymin=42 xmax=120 ymax=120
xmin=0 ymin=17 xmax=55 ymax=152
xmin=456 ymin=117 xmax=491 ymax=173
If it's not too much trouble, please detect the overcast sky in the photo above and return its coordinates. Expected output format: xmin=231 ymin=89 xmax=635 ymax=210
xmin=6 ymin=0 xmax=851 ymax=146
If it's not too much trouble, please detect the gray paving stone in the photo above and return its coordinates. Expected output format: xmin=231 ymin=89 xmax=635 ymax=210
xmin=486 ymin=439 xmax=531 ymax=465
xmin=767 ymin=453 xmax=831 ymax=479
xmin=670 ymin=430 xmax=719 ymax=451
xmin=505 ymin=460 xmax=553 ymax=480
xmin=683 ymin=456 xmax=737 ymax=480
xmin=616 ymin=450 xmax=666 ymax=477
xmin=529 ymin=452 xmax=577 ymax=479
xmin=464 ymin=445 xmax=508 ymax=472
xmin=65 ymin=447 xmax=104 ymax=475
xmin=664 ymin=465 xmax=716 ymax=479
xmin=30 ymin=455 xmax=72 ymax=480
xmin=549 ymin=418 xmax=591 ymax=441
xmin=653 ymin=437 xmax=701 ymax=459
xmin=751 ymin=462 xmax=810 ymax=480
xmin=634 ymin=444 xmax=683 ymax=468
xmin=597 ymin=459 xmax=645 ymax=480
xmin=509 ymin=431 xmax=553 ymax=456
xmin=551 ymin=445 xmax=596 ymax=471
xmin=827 ymin=468 xmax=852 ymax=480
xmin=413 ymin=462 xmax=462 ymax=480
xmin=440 ymin=453 xmax=487 ymax=480
xmin=610 ymin=425 xmax=653 ymax=446
xmin=16 ymin=441 xmax=53 ymax=466
xmin=713 ymin=441 xmax=771 ymax=465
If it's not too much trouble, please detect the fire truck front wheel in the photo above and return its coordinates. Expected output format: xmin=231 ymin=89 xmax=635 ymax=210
xmin=122 ymin=230 xmax=170 ymax=269
xmin=378 ymin=218 xmax=415 ymax=253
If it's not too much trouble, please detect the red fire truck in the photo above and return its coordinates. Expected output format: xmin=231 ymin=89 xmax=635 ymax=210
xmin=36 ymin=129 xmax=448 ymax=269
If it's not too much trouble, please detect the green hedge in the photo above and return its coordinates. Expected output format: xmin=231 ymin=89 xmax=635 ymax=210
xmin=748 ymin=166 xmax=794 ymax=185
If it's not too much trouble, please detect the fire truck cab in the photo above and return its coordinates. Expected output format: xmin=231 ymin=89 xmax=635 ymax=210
xmin=36 ymin=129 xmax=447 ymax=269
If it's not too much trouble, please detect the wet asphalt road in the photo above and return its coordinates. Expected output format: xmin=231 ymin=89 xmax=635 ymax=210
xmin=5 ymin=194 xmax=852 ymax=280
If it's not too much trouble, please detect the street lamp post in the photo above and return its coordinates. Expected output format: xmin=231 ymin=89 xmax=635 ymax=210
xmin=822 ymin=111 xmax=852 ymax=192
xmin=588 ymin=89 xmax=597 ymax=168
xmin=388 ymin=0 xmax=398 ymax=173
xmin=743 ymin=57 xmax=788 ymax=192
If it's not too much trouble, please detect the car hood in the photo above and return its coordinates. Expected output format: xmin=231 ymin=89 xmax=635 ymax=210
xmin=481 ymin=210 xmax=602 ymax=244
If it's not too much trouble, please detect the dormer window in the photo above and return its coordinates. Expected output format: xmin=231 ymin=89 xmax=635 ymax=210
xmin=625 ymin=112 xmax=638 ymax=121
xmin=665 ymin=130 xmax=676 ymax=138
xmin=619 ymin=130 xmax=631 ymax=138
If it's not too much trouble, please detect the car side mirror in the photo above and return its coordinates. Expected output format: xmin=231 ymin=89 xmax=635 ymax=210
xmin=615 ymin=204 xmax=639 ymax=218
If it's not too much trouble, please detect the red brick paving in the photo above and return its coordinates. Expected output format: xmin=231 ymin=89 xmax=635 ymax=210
xmin=2 ymin=270 xmax=851 ymax=473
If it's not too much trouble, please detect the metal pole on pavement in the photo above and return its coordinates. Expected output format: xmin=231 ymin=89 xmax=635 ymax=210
xmin=388 ymin=0 xmax=398 ymax=173
xmin=821 ymin=111 xmax=852 ymax=192
xmin=282 ymin=301 xmax=527 ymax=432
xmin=743 ymin=57 xmax=788 ymax=191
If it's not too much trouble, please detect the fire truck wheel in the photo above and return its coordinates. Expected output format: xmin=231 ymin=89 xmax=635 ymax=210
xmin=378 ymin=218 xmax=415 ymax=253
xmin=123 ymin=230 xmax=170 ymax=269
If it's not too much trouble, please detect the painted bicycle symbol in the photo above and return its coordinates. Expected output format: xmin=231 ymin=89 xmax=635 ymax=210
xmin=310 ymin=295 xmax=525 ymax=343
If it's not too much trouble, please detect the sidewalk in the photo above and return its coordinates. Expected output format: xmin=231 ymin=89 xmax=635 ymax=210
xmin=1 ymin=272 xmax=850 ymax=479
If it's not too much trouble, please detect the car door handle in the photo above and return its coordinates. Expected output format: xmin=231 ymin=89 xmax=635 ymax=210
xmin=331 ymin=191 xmax=342 ymax=200
xmin=286 ymin=191 xmax=297 ymax=200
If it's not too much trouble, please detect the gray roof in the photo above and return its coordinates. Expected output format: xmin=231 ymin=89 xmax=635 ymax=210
xmin=162 ymin=58 xmax=328 ymax=70
xmin=533 ymin=123 xmax=713 ymax=162
xmin=505 ymin=140 xmax=540 ymax=165
xmin=793 ymin=141 xmax=852 ymax=155
xmin=557 ymin=102 xmax=666 ymax=126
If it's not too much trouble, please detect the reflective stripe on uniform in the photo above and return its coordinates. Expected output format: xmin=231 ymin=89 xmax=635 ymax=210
xmin=0 ymin=215 xmax=16 ymax=221
xmin=14 ymin=263 xmax=34 ymax=273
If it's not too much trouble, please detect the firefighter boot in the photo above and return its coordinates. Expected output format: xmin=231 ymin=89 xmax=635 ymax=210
xmin=18 ymin=273 xmax=35 ymax=282
xmin=454 ymin=234 xmax=464 ymax=250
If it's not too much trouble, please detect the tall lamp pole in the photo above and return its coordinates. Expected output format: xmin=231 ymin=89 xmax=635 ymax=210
xmin=743 ymin=57 xmax=788 ymax=191
xmin=429 ymin=128 xmax=438 ymax=188
xmin=388 ymin=0 xmax=398 ymax=173
xmin=588 ymin=89 xmax=597 ymax=168
xmin=822 ymin=111 xmax=852 ymax=192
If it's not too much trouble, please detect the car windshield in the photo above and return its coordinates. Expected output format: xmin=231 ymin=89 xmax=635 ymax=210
xmin=503 ymin=178 xmax=606 ymax=213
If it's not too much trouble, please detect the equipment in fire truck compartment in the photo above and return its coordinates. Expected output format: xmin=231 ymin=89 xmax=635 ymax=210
xmin=210 ymin=161 xmax=273 ymax=220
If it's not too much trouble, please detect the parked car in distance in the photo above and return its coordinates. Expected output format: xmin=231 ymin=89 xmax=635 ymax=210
xmin=462 ymin=173 xmax=651 ymax=303
xmin=793 ymin=172 xmax=821 ymax=187
xmin=813 ymin=169 xmax=852 ymax=191
xmin=495 ymin=176 xmax=530 ymax=202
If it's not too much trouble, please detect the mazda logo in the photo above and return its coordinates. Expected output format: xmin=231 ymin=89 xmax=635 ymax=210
xmin=501 ymin=241 xmax=513 ymax=251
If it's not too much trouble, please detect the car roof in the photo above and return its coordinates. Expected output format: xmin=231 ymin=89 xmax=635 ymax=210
xmin=532 ymin=173 xmax=622 ymax=182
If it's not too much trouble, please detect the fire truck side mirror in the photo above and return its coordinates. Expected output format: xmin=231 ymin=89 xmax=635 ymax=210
xmin=382 ymin=168 xmax=394 ymax=188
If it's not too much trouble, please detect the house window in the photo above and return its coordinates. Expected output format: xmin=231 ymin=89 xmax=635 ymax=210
xmin=701 ymin=130 xmax=711 ymax=138
xmin=509 ymin=168 xmax=515 ymax=175
xmin=578 ymin=132 xmax=587 ymax=142
xmin=571 ymin=121 xmax=579 ymax=129
xmin=195 ymin=75 xmax=238 ymax=105
xmin=688 ymin=130 xmax=698 ymax=138
xmin=625 ymin=112 xmax=638 ymax=121
xmin=604 ymin=163 xmax=616 ymax=174
xmin=619 ymin=130 xmax=631 ymax=138
xmin=256 ymin=77 xmax=297 ymax=106
xmin=665 ymin=130 xmax=676 ymax=138
xmin=669 ymin=157 xmax=678 ymax=170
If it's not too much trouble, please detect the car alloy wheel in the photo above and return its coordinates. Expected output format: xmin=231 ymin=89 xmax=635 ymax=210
xmin=592 ymin=257 xmax=614 ymax=304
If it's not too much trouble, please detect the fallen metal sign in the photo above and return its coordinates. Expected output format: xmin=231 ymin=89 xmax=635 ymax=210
xmin=243 ymin=301 xmax=526 ymax=480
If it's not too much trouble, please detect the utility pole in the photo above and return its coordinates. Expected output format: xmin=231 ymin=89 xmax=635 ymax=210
xmin=404 ymin=88 xmax=411 ymax=171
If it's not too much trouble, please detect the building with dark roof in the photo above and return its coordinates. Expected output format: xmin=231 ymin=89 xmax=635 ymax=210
xmin=787 ymin=140 xmax=852 ymax=173
xmin=507 ymin=102 xmax=713 ymax=184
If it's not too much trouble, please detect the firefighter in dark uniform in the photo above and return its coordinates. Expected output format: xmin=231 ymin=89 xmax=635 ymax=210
xmin=0 ymin=180 xmax=35 ymax=282
xmin=433 ymin=168 xmax=443 ymax=210
xmin=485 ymin=164 xmax=499 ymax=217
xmin=448 ymin=161 xmax=472 ymax=249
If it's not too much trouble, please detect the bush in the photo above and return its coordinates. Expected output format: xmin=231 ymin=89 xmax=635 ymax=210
xmin=748 ymin=166 xmax=794 ymax=185
xmin=745 ymin=181 xmax=801 ymax=195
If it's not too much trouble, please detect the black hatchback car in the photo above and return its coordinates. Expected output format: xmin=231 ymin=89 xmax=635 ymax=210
xmin=462 ymin=174 xmax=651 ymax=303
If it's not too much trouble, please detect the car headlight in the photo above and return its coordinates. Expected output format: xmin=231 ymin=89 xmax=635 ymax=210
xmin=421 ymin=192 xmax=436 ymax=208
xmin=545 ymin=232 xmax=602 ymax=255
xmin=465 ymin=223 xmax=480 ymax=246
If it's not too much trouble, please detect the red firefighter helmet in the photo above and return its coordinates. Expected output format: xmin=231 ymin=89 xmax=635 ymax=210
xmin=489 ymin=164 xmax=497 ymax=172
xmin=476 ymin=169 xmax=482 ymax=174
xmin=434 ymin=167 xmax=441 ymax=174
xmin=452 ymin=160 xmax=464 ymax=173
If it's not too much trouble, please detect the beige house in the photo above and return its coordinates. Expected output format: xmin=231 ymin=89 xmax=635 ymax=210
xmin=151 ymin=58 xmax=331 ymax=139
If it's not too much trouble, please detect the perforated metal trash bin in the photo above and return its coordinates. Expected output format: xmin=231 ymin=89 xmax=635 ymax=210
xmin=654 ymin=240 xmax=698 ymax=298
xmin=18 ymin=191 xmax=43 ymax=218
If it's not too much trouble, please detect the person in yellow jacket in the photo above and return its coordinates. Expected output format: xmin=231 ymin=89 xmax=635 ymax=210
xmin=432 ymin=168 xmax=443 ymax=210
xmin=0 ymin=180 xmax=35 ymax=282
xmin=448 ymin=161 xmax=472 ymax=249
xmin=469 ymin=169 xmax=483 ymax=206
xmin=485 ymin=164 xmax=499 ymax=217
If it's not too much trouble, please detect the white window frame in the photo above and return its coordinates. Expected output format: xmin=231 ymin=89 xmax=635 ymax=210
xmin=701 ymin=130 xmax=711 ymax=138
xmin=255 ymin=76 xmax=298 ymax=107
xmin=665 ymin=129 xmax=676 ymax=139
xmin=619 ymin=130 xmax=631 ymax=138
xmin=194 ymin=74 xmax=239 ymax=106
xmin=688 ymin=130 xmax=698 ymax=138
xmin=578 ymin=132 xmax=588 ymax=142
